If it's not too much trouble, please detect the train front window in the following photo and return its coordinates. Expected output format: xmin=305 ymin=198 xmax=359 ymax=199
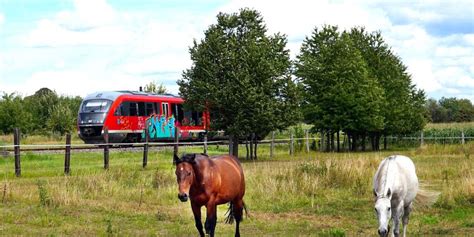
xmin=81 ymin=100 xmax=111 ymax=113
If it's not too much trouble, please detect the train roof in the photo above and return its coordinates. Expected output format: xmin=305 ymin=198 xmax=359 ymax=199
xmin=83 ymin=91 xmax=181 ymax=102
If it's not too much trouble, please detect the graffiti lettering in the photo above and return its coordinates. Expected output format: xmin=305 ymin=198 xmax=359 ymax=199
xmin=142 ymin=114 xmax=177 ymax=139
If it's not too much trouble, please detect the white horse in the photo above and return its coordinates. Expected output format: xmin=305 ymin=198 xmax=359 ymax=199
xmin=373 ymin=155 xmax=418 ymax=237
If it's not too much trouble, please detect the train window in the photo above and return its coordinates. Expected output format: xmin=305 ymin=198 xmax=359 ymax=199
xmin=162 ymin=103 xmax=169 ymax=117
xmin=129 ymin=102 xmax=138 ymax=116
xmin=145 ymin=103 xmax=154 ymax=116
xmin=115 ymin=102 xmax=130 ymax=116
xmin=138 ymin=102 xmax=145 ymax=116
xmin=82 ymin=100 xmax=111 ymax=113
xmin=177 ymin=104 xmax=184 ymax=122
xmin=154 ymin=103 xmax=160 ymax=115
xmin=182 ymin=110 xmax=202 ymax=126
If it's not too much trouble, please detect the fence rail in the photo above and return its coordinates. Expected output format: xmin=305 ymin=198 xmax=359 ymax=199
xmin=1 ymin=127 xmax=472 ymax=177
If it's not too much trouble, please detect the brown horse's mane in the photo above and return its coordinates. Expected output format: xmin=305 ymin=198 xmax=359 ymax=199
xmin=174 ymin=153 xmax=209 ymax=165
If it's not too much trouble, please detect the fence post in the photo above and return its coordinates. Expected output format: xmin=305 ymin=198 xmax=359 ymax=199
xmin=64 ymin=133 xmax=71 ymax=175
xmin=174 ymin=127 xmax=179 ymax=157
xmin=14 ymin=128 xmax=21 ymax=177
xmin=203 ymin=133 xmax=208 ymax=155
xmin=103 ymin=127 xmax=109 ymax=170
xmin=290 ymin=132 xmax=294 ymax=156
xmin=305 ymin=130 xmax=310 ymax=153
xmin=461 ymin=130 xmax=465 ymax=145
xmin=143 ymin=127 xmax=149 ymax=168
xmin=270 ymin=131 xmax=275 ymax=159
xmin=420 ymin=131 xmax=424 ymax=146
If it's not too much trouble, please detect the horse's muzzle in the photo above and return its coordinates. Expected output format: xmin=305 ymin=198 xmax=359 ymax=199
xmin=178 ymin=193 xmax=188 ymax=202
xmin=378 ymin=228 xmax=388 ymax=237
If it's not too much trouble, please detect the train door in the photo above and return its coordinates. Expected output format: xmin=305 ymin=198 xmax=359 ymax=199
xmin=161 ymin=102 xmax=169 ymax=118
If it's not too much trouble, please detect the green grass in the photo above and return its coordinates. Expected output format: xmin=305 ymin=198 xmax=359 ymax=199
xmin=0 ymin=143 xmax=473 ymax=236
xmin=425 ymin=122 xmax=474 ymax=130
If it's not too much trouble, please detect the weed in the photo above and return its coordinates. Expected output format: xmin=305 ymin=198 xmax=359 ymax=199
xmin=106 ymin=218 xmax=113 ymax=236
xmin=319 ymin=228 xmax=346 ymax=237
xmin=37 ymin=180 xmax=52 ymax=207
xmin=421 ymin=215 xmax=439 ymax=225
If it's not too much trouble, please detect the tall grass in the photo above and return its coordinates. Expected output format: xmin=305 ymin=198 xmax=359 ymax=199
xmin=0 ymin=143 xmax=473 ymax=236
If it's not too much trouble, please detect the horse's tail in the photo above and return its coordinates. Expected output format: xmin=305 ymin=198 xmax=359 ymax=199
xmin=224 ymin=201 xmax=249 ymax=224
xmin=415 ymin=186 xmax=440 ymax=208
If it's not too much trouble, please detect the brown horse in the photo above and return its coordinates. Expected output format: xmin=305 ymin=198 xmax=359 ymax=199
xmin=174 ymin=153 xmax=247 ymax=237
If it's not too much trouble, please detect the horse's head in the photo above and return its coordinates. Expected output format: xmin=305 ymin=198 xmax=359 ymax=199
xmin=374 ymin=188 xmax=392 ymax=237
xmin=173 ymin=154 xmax=197 ymax=202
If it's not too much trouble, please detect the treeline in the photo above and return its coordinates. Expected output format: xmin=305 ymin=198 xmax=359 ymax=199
xmin=0 ymin=88 xmax=82 ymax=136
xmin=296 ymin=26 xmax=426 ymax=152
xmin=425 ymin=97 xmax=474 ymax=123
xmin=180 ymin=9 xmax=427 ymax=155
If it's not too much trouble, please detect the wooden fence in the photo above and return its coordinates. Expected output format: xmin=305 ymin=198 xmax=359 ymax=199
xmin=1 ymin=128 xmax=472 ymax=177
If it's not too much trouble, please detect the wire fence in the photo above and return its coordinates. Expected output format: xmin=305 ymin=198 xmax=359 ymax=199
xmin=1 ymin=128 xmax=472 ymax=178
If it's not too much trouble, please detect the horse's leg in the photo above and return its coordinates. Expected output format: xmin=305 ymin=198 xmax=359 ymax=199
xmin=233 ymin=199 xmax=244 ymax=237
xmin=391 ymin=201 xmax=404 ymax=237
xmin=191 ymin=201 xmax=205 ymax=237
xmin=402 ymin=202 xmax=412 ymax=237
xmin=205 ymin=200 xmax=217 ymax=237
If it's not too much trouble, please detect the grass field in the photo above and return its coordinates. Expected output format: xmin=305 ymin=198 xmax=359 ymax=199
xmin=0 ymin=143 xmax=473 ymax=236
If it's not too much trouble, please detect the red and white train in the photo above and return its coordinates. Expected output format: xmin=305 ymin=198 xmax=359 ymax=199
xmin=77 ymin=91 xmax=209 ymax=144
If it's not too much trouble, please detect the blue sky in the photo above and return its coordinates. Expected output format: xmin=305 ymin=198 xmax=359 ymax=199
xmin=0 ymin=0 xmax=473 ymax=102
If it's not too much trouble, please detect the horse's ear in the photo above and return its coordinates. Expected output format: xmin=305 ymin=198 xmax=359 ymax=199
xmin=173 ymin=154 xmax=180 ymax=165
xmin=189 ymin=154 xmax=197 ymax=164
xmin=386 ymin=188 xmax=392 ymax=199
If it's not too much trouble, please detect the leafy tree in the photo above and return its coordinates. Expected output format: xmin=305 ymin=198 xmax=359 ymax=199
xmin=46 ymin=96 xmax=82 ymax=135
xmin=24 ymin=88 xmax=59 ymax=133
xmin=144 ymin=81 xmax=168 ymax=94
xmin=348 ymin=27 xmax=426 ymax=147
xmin=0 ymin=89 xmax=82 ymax=136
xmin=179 ymin=8 xmax=300 ymax=158
xmin=0 ymin=93 xmax=34 ymax=134
xmin=439 ymin=97 xmax=474 ymax=122
xmin=296 ymin=26 xmax=385 ymax=151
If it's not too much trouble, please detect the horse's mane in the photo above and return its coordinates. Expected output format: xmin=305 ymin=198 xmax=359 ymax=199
xmin=375 ymin=155 xmax=395 ymax=197
xmin=176 ymin=153 xmax=209 ymax=165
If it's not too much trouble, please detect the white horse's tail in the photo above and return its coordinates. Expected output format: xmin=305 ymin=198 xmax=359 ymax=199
xmin=415 ymin=185 xmax=440 ymax=208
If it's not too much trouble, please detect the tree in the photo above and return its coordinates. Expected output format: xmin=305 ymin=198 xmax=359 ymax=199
xmin=0 ymin=93 xmax=34 ymax=134
xmin=179 ymin=8 xmax=300 ymax=158
xmin=348 ymin=27 xmax=426 ymax=147
xmin=439 ymin=97 xmax=474 ymax=122
xmin=144 ymin=81 xmax=168 ymax=94
xmin=24 ymin=88 xmax=59 ymax=133
xmin=296 ymin=26 xmax=384 ymax=151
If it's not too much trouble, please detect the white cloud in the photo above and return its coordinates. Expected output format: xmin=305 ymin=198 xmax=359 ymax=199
xmin=57 ymin=0 xmax=117 ymax=30
xmin=2 ymin=0 xmax=473 ymax=103
xmin=25 ymin=19 xmax=133 ymax=47
xmin=19 ymin=70 xmax=149 ymax=97
xmin=406 ymin=59 xmax=441 ymax=92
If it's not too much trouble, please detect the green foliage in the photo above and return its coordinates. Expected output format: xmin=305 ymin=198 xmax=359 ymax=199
xmin=0 ymin=93 xmax=34 ymax=134
xmin=422 ymin=215 xmax=440 ymax=225
xmin=179 ymin=8 xmax=301 ymax=143
xmin=143 ymin=81 xmax=168 ymax=94
xmin=36 ymin=180 xmax=52 ymax=207
xmin=0 ymin=89 xmax=82 ymax=136
xmin=427 ymin=97 xmax=474 ymax=123
xmin=296 ymin=26 xmax=427 ymax=151
xmin=296 ymin=26 xmax=385 ymax=135
xmin=319 ymin=228 xmax=346 ymax=237
xmin=349 ymin=27 xmax=427 ymax=135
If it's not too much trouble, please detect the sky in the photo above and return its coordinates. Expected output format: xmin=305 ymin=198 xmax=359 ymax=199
xmin=0 ymin=0 xmax=473 ymax=102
